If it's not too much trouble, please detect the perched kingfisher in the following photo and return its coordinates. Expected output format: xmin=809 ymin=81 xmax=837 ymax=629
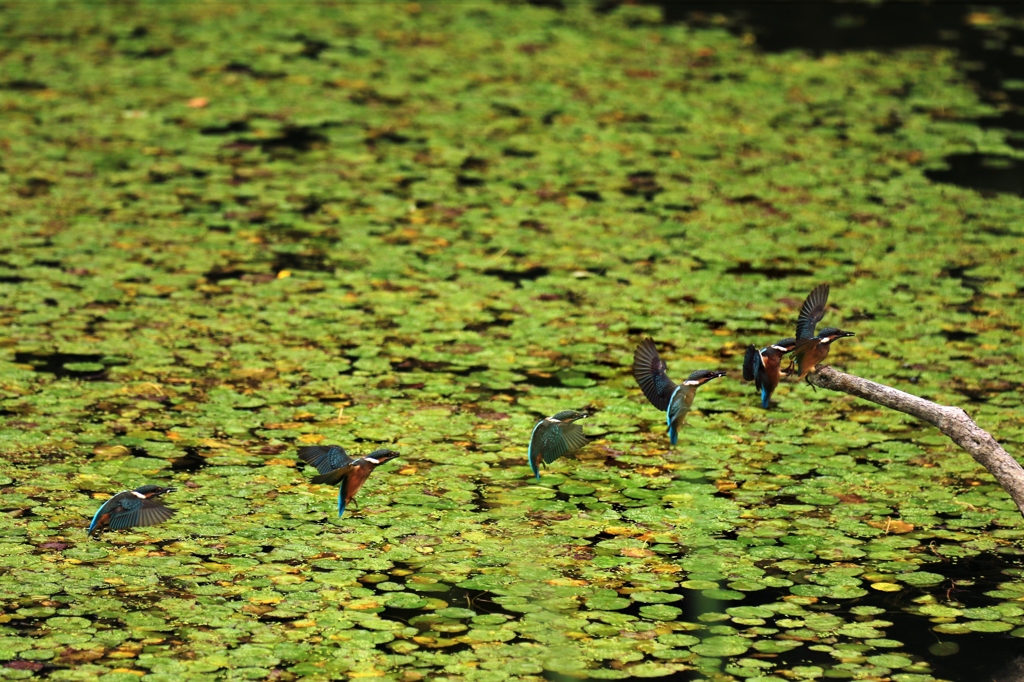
xmin=528 ymin=410 xmax=588 ymax=479
xmin=632 ymin=338 xmax=726 ymax=445
xmin=297 ymin=445 xmax=399 ymax=517
xmin=791 ymin=284 xmax=855 ymax=381
xmin=743 ymin=337 xmax=797 ymax=408
xmin=88 ymin=485 xmax=176 ymax=537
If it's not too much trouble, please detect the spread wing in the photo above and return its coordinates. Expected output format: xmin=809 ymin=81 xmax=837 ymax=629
xmin=531 ymin=420 xmax=588 ymax=469
xmin=107 ymin=497 xmax=175 ymax=531
xmin=297 ymin=445 xmax=351 ymax=475
xmin=632 ymin=338 xmax=677 ymax=411
xmin=796 ymin=284 xmax=829 ymax=339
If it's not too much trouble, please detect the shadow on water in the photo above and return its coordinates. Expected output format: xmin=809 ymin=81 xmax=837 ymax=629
xmin=650 ymin=0 xmax=1024 ymax=197
xmin=13 ymin=351 xmax=115 ymax=380
xmin=542 ymin=549 xmax=1024 ymax=682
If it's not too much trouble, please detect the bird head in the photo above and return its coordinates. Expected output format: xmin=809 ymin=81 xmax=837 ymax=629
xmin=134 ymin=485 xmax=175 ymax=498
xmin=364 ymin=449 xmax=401 ymax=465
xmin=685 ymin=369 xmax=727 ymax=385
xmin=818 ymin=327 xmax=855 ymax=343
xmin=771 ymin=337 xmax=798 ymax=352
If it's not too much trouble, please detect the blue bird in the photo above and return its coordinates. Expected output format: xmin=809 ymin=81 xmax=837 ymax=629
xmin=297 ymin=445 xmax=399 ymax=516
xmin=527 ymin=410 xmax=588 ymax=479
xmin=743 ymin=338 xmax=797 ymax=408
xmin=632 ymin=338 xmax=726 ymax=445
xmin=88 ymin=485 xmax=176 ymax=537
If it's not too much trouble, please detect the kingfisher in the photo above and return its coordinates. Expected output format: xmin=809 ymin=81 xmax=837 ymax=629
xmin=88 ymin=485 xmax=176 ymax=537
xmin=632 ymin=338 xmax=726 ymax=445
xmin=743 ymin=337 xmax=797 ymax=408
xmin=791 ymin=284 xmax=855 ymax=381
xmin=528 ymin=410 xmax=588 ymax=479
xmin=297 ymin=444 xmax=399 ymax=516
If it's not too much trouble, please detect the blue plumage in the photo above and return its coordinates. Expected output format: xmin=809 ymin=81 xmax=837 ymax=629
xmin=528 ymin=411 xmax=588 ymax=479
xmin=633 ymin=339 xmax=726 ymax=446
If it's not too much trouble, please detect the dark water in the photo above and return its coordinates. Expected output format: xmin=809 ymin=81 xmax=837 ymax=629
xmin=654 ymin=1 xmax=1024 ymax=197
xmin=543 ymin=549 xmax=1024 ymax=681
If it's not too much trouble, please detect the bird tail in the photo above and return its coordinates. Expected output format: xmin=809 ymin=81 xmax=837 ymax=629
xmin=760 ymin=386 xmax=771 ymax=409
xmin=338 ymin=491 xmax=346 ymax=517
xmin=668 ymin=424 xmax=678 ymax=445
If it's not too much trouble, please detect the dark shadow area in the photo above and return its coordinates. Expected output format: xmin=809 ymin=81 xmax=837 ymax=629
xmin=926 ymin=153 xmax=1024 ymax=196
xmin=725 ymin=262 xmax=814 ymax=279
xmin=482 ymin=266 xmax=550 ymax=288
xmin=170 ymin=447 xmax=208 ymax=473
xmin=13 ymin=352 xmax=110 ymax=380
xmin=649 ymin=0 xmax=1024 ymax=196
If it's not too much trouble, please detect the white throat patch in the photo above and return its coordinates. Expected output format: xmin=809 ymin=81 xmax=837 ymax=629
xmin=364 ymin=457 xmax=380 ymax=464
xmin=131 ymin=491 xmax=147 ymax=499
xmin=683 ymin=379 xmax=700 ymax=386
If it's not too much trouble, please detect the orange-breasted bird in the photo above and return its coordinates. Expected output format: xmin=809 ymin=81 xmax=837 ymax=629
xmin=298 ymin=445 xmax=399 ymax=516
xmin=743 ymin=337 xmax=797 ymax=408
xmin=791 ymin=284 xmax=855 ymax=381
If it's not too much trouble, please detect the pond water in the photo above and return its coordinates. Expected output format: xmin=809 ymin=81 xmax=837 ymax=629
xmin=0 ymin=2 xmax=1023 ymax=680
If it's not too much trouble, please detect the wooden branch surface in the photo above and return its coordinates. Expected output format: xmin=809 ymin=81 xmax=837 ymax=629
xmin=807 ymin=366 xmax=1024 ymax=516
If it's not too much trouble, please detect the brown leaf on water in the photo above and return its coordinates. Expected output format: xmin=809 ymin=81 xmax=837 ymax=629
xmin=621 ymin=547 xmax=655 ymax=558
xmin=867 ymin=518 xmax=915 ymax=534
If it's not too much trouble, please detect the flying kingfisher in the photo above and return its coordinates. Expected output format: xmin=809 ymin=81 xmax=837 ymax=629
xmin=632 ymin=338 xmax=726 ymax=445
xmin=297 ymin=445 xmax=399 ymax=516
xmin=528 ymin=410 xmax=588 ymax=479
xmin=791 ymin=284 xmax=855 ymax=381
xmin=743 ymin=337 xmax=797 ymax=408
xmin=88 ymin=485 xmax=176 ymax=537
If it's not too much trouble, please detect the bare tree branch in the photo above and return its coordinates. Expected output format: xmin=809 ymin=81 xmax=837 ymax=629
xmin=807 ymin=366 xmax=1024 ymax=516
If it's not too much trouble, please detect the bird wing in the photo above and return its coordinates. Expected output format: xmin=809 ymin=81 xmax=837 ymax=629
xmin=311 ymin=463 xmax=355 ymax=486
xmin=107 ymin=497 xmax=175 ymax=531
xmin=632 ymin=338 xmax=677 ymax=411
xmin=537 ymin=420 xmax=588 ymax=466
xmin=298 ymin=445 xmax=352 ymax=475
xmin=796 ymin=284 xmax=829 ymax=339
xmin=742 ymin=345 xmax=760 ymax=384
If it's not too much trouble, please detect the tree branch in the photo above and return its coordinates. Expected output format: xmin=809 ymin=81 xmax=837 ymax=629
xmin=807 ymin=366 xmax=1024 ymax=516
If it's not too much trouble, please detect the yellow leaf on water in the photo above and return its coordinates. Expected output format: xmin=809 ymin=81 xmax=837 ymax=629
xmin=871 ymin=582 xmax=903 ymax=592
xmin=867 ymin=518 xmax=914 ymax=534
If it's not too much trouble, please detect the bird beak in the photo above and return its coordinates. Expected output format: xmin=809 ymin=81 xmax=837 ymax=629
xmin=842 ymin=331 xmax=856 ymax=337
